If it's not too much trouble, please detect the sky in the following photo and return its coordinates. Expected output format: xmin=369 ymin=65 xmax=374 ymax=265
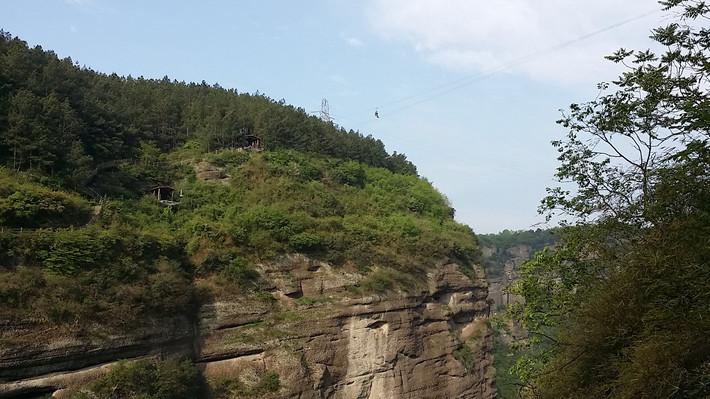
xmin=1 ymin=0 xmax=666 ymax=233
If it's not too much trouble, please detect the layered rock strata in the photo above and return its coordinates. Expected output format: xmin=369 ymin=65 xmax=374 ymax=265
xmin=0 ymin=258 xmax=495 ymax=399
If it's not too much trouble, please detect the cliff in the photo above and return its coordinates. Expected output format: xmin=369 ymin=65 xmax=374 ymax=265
xmin=478 ymin=229 xmax=558 ymax=311
xmin=482 ymin=244 xmax=531 ymax=310
xmin=0 ymin=257 xmax=495 ymax=399
xmin=0 ymin=34 xmax=496 ymax=397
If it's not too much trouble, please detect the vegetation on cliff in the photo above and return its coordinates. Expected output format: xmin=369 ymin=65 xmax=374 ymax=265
xmin=0 ymin=31 xmax=480 ymax=349
xmin=509 ymin=1 xmax=710 ymax=397
xmin=477 ymin=228 xmax=558 ymax=280
xmin=72 ymin=358 xmax=201 ymax=399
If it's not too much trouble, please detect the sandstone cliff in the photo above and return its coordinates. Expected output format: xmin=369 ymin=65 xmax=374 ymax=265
xmin=482 ymin=244 xmax=531 ymax=310
xmin=0 ymin=257 xmax=495 ymax=399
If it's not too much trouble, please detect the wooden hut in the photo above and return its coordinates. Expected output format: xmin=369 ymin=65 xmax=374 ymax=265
xmin=243 ymin=135 xmax=263 ymax=151
xmin=149 ymin=186 xmax=180 ymax=206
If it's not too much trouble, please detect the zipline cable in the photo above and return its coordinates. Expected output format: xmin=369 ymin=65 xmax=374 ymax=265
xmin=348 ymin=8 xmax=659 ymax=126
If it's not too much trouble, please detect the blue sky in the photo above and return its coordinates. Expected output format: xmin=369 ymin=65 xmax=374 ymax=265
xmin=1 ymin=0 xmax=663 ymax=233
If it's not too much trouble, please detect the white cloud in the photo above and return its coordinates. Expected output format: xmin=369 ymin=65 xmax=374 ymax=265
xmin=365 ymin=0 xmax=663 ymax=85
xmin=346 ymin=36 xmax=365 ymax=47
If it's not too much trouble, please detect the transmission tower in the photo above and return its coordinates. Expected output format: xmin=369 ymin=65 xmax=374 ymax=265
xmin=318 ymin=98 xmax=332 ymax=123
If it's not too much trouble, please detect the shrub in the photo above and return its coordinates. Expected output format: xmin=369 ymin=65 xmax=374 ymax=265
xmin=220 ymin=257 xmax=260 ymax=288
xmin=40 ymin=229 xmax=116 ymax=275
xmin=72 ymin=358 xmax=201 ymax=399
xmin=0 ymin=232 xmax=17 ymax=266
xmin=384 ymin=214 xmax=421 ymax=239
xmin=265 ymin=150 xmax=322 ymax=181
xmin=0 ymin=267 xmax=45 ymax=310
xmin=256 ymin=372 xmax=281 ymax=393
xmin=209 ymin=371 xmax=280 ymax=398
xmin=289 ymin=232 xmax=323 ymax=252
xmin=236 ymin=206 xmax=296 ymax=242
xmin=208 ymin=149 xmax=251 ymax=167
xmin=332 ymin=161 xmax=366 ymax=187
xmin=1 ymin=226 xmax=195 ymax=329
xmin=358 ymin=268 xmax=418 ymax=294
xmin=199 ymin=250 xmax=233 ymax=275
xmin=145 ymin=263 xmax=196 ymax=314
xmin=0 ymin=182 xmax=91 ymax=228
xmin=454 ymin=344 xmax=476 ymax=372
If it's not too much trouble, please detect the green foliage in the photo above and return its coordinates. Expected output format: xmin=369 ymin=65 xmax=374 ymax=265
xmin=293 ymin=296 xmax=330 ymax=306
xmin=207 ymin=148 xmax=251 ymax=168
xmin=357 ymin=268 xmax=418 ymax=294
xmin=220 ymin=257 xmax=260 ymax=288
xmin=288 ymin=232 xmax=323 ymax=252
xmin=0 ymin=266 xmax=44 ymax=308
xmin=510 ymin=2 xmax=710 ymax=397
xmin=331 ymin=160 xmax=366 ymax=187
xmin=0 ymin=227 xmax=195 ymax=328
xmin=477 ymin=229 xmax=558 ymax=252
xmin=167 ymin=150 xmax=477 ymax=291
xmin=491 ymin=329 xmax=523 ymax=399
xmin=0 ymin=31 xmax=479 ymax=348
xmin=73 ymin=358 xmax=201 ymax=399
xmin=0 ymin=31 xmax=416 ymax=197
xmin=209 ymin=371 xmax=280 ymax=398
xmin=38 ymin=229 xmax=117 ymax=275
xmin=0 ymin=231 xmax=16 ymax=264
xmin=264 ymin=150 xmax=323 ymax=181
xmin=454 ymin=344 xmax=476 ymax=372
xmin=0 ymin=170 xmax=91 ymax=227
xmin=257 ymin=372 xmax=281 ymax=393
xmin=0 ymin=145 xmax=472 ymax=331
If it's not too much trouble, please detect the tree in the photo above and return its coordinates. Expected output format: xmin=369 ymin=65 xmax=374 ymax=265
xmin=0 ymin=32 xmax=417 ymax=195
xmin=509 ymin=1 xmax=710 ymax=397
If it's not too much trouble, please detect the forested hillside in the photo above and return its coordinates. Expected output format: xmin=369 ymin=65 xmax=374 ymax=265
xmin=1 ymin=150 xmax=475 ymax=336
xmin=0 ymin=29 xmax=473 ymax=334
xmin=0 ymin=31 xmax=415 ymax=197
xmin=0 ymin=31 xmax=488 ymax=398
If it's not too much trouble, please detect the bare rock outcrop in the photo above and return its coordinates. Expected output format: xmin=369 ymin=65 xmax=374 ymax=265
xmin=0 ymin=259 xmax=495 ymax=399
xmin=196 ymin=262 xmax=495 ymax=399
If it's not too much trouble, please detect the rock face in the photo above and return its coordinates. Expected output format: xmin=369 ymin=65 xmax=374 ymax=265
xmin=484 ymin=244 xmax=531 ymax=309
xmin=0 ymin=259 xmax=495 ymax=399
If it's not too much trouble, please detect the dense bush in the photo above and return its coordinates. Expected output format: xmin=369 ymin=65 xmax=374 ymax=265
xmin=169 ymin=150 xmax=479 ymax=282
xmin=206 ymin=148 xmax=251 ymax=168
xmin=507 ymin=2 xmax=710 ymax=397
xmin=209 ymin=371 xmax=280 ymax=398
xmin=0 ymin=171 xmax=91 ymax=228
xmin=219 ymin=257 xmax=260 ymax=288
xmin=288 ymin=232 xmax=323 ymax=252
xmin=0 ymin=227 xmax=196 ymax=328
xmin=331 ymin=161 xmax=366 ymax=187
xmin=72 ymin=358 xmax=201 ymax=399
xmin=0 ymin=148 xmax=477 ymax=331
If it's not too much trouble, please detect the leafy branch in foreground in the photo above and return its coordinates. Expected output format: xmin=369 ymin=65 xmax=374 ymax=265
xmin=511 ymin=1 xmax=710 ymax=398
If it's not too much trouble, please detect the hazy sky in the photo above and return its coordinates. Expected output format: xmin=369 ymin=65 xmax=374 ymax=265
xmin=1 ymin=0 xmax=665 ymax=233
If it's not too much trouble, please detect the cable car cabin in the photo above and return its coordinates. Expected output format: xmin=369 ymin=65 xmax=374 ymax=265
xmin=243 ymin=135 xmax=263 ymax=151
xmin=149 ymin=185 xmax=180 ymax=206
